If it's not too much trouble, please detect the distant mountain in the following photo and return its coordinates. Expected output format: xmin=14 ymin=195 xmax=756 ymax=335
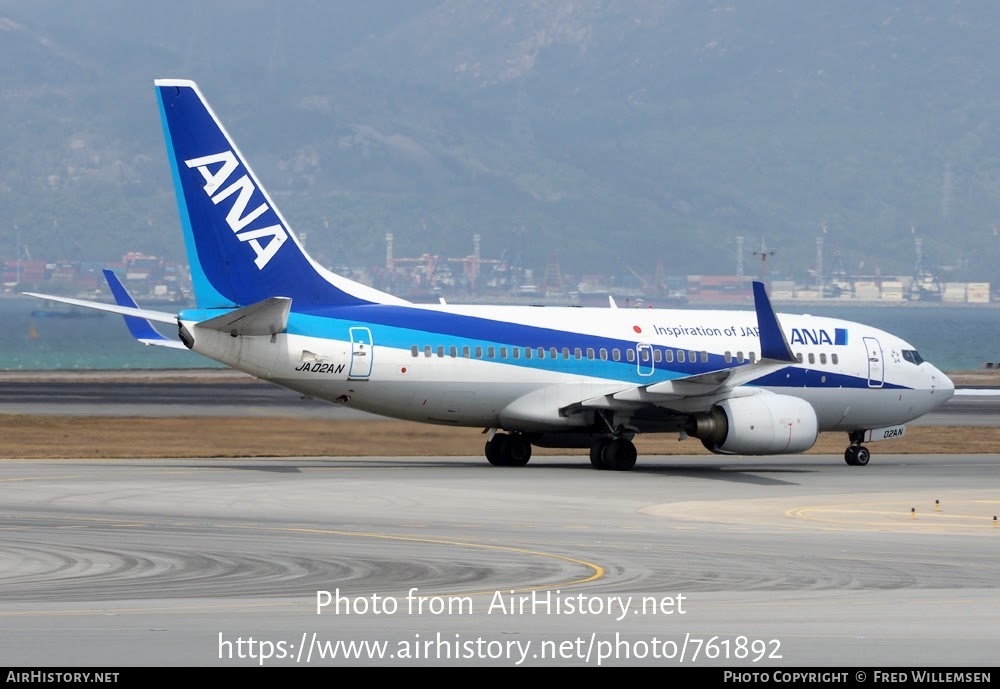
xmin=3 ymin=1 xmax=1000 ymax=285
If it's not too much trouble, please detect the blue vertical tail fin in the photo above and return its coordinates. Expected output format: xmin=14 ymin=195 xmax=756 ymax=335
xmin=154 ymin=79 xmax=407 ymax=310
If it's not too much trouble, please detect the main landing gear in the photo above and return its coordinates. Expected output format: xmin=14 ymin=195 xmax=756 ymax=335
xmin=589 ymin=412 xmax=638 ymax=471
xmin=844 ymin=431 xmax=871 ymax=466
xmin=485 ymin=432 xmax=532 ymax=467
xmin=589 ymin=436 xmax=637 ymax=471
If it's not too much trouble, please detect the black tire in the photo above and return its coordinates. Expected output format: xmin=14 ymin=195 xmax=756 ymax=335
xmin=854 ymin=446 xmax=870 ymax=466
xmin=590 ymin=438 xmax=612 ymax=470
xmin=505 ymin=435 xmax=532 ymax=466
xmin=844 ymin=447 xmax=858 ymax=466
xmin=485 ymin=434 xmax=509 ymax=466
xmin=605 ymin=438 xmax=638 ymax=471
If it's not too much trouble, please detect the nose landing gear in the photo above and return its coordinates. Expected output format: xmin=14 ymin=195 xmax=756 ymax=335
xmin=844 ymin=431 xmax=871 ymax=466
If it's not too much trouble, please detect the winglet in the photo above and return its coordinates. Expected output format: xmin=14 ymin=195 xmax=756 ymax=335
xmin=104 ymin=270 xmax=187 ymax=348
xmin=752 ymin=281 xmax=796 ymax=362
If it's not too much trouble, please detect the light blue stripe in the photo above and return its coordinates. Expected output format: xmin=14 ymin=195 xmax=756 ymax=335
xmin=179 ymin=307 xmax=910 ymax=390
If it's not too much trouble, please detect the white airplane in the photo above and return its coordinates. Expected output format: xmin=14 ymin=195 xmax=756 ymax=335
xmin=26 ymin=79 xmax=955 ymax=470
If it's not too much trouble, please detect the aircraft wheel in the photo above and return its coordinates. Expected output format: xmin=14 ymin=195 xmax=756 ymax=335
xmin=505 ymin=435 xmax=532 ymax=467
xmin=844 ymin=447 xmax=858 ymax=466
xmin=590 ymin=438 xmax=612 ymax=470
xmin=604 ymin=438 xmax=637 ymax=471
xmin=853 ymin=446 xmax=871 ymax=466
xmin=486 ymin=434 xmax=510 ymax=466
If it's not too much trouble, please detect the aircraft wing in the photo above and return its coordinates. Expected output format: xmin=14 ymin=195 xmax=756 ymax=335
xmin=603 ymin=359 xmax=792 ymax=405
xmin=566 ymin=280 xmax=796 ymax=413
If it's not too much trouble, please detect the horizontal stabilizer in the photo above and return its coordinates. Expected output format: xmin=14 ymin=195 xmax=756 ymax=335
xmin=135 ymin=337 xmax=187 ymax=349
xmin=23 ymin=292 xmax=177 ymax=325
xmin=103 ymin=270 xmax=186 ymax=348
xmin=195 ymin=297 xmax=291 ymax=337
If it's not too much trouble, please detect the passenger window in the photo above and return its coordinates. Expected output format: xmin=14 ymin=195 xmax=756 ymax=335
xmin=437 ymin=346 xmax=445 ymax=358
xmin=701 ymin=351 xmax=708 ymax=363
xmin=537 ymin=347 xmax=545 ymax=359
xmin=462 ymin=346 xmax=471 ymax=358
xmin=599 ymin=348 xmax=608 ymax=360
xmin=808 ymin=352 xmax=815 ymax=364
xmin=626 ymin=349 xmax=636 ymax=362
xmin=488 ymin=346 xmax=496 ymax=359
xmin=475 ymin=346 xmax=483 ymax=358
xmin=512 ymin=347 xmax=519 ymax=359
xmin=653 ymin=349 xmax=662 ymax=362
xmin=748 ymin=351 xmax=756 ymax=363
xmin=677 ymin=350 xmax=686 ymax=363
xmin=562 ymin=348 xmax=570 ymax=359
xmin=689 ymin=350 xmax=698 ymax=363
xmin=411 ymin=345 xmax=418 ymax=357
xmin=736 ymin=351 xmax=744 ymax=363
xmin=550 ymin=347 xmax=558 ymax=359
xmin=612 ymin=349 xmax=621 ymax=361
xmin=819 ymin=353 xmax=827 ymax=364
xmin=499 ymin=347 xmax=507 ymax=359
xmin=665 ymin=349 xmax=674 ymax=363
xmin=449 ymin=346 xmax=457 ymax=358
xmin=724 ymin=351 xmax=732 ymax=363
xmin=795 ymin=353 xmax=803 ymax=363
xmin=424 ymin=345 xmax=432 ymax=358
xmin=831 ymin=353 xmax=839 ymax=365
xmin=586 ymin=348 xmax=595 ymax=360
xmin=574 ymin=347 xmax=582 ymax=360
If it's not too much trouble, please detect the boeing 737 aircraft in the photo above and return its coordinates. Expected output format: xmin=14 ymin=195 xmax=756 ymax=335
xmin=26 ymin=79 xmax=955 ymax=470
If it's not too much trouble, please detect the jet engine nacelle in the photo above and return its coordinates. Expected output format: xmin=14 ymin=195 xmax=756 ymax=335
xmin=685 ymin=394 xmax=818 ymax=455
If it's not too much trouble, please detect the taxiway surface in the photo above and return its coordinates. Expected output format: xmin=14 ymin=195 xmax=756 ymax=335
xmin=1 ymin=454 xmax=997 ymax=667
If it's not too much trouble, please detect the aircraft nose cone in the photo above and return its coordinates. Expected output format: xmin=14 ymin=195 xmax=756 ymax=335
xmin=933 ymin=367 xmax=955 ymax=403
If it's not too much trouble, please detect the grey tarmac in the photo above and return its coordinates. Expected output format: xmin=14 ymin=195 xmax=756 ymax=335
xmin=0 ymin=453 xmax=997 ymax=667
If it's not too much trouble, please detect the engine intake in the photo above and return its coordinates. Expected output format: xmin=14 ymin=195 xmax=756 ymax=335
xmin=685 ymin=394 xmax=818 ymax=455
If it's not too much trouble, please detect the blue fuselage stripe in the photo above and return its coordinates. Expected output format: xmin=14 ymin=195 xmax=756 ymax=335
xmin=181 ymin=304 xmax=909 ymax=391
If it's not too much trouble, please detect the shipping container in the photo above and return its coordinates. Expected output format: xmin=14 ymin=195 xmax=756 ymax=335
xmin=941 ymin=282 xmax=967 ymax=303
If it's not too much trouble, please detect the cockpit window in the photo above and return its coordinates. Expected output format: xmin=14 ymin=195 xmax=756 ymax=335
xmin=902 ymin=349 xmax=924 ymax=365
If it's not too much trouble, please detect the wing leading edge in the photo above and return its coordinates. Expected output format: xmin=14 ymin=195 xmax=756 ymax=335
xmin=567 ymin=280 xmax=795 ymax=411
